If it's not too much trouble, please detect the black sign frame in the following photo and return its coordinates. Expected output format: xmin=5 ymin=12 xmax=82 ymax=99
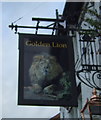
xmin=18 ymin=33 xmax=78 ymax=107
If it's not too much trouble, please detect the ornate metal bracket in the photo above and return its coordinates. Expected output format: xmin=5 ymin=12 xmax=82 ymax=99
xmin=77 ymin=70 xmax=101 ymax=90
xmin=76 ymin=33 xmax=101 ymax=90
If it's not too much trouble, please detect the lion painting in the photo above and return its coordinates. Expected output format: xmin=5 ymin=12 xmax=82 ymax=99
xmin=29 ymin=53 xmax=63 ymax=94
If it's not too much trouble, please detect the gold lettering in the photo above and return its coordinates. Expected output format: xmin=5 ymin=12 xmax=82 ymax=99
xmin=25 ymin=41 xmax=51 ymax=47
xmin=25 ymin=41 xmax=67 ymax=48
xmin=52 ymin=42 xmax=67 ymax=48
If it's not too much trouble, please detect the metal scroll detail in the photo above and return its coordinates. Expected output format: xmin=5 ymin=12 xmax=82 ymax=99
xmin=76 ymin=33 xmax=101 ymax=90
xmin=77 ymin=70 xmax=101 ymax=90
xmin=92 ymin=71 xmax=101 ymax=90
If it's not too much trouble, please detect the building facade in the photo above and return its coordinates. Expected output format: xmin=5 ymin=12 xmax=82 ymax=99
xmin=59 ymin=2 xmax=101 ymax=119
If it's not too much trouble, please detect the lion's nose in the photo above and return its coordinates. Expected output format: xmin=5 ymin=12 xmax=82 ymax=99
xmin=44 ymin=67 xmax=49 ymax=75
xmin=45 ymin=69 xmax=48 ymax=74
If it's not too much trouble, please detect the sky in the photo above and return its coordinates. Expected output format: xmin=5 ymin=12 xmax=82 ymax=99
xmin=1 ymin=1 xmax=65 ymax=118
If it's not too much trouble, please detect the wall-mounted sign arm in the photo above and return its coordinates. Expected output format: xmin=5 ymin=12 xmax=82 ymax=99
xmin=9 ymin=23 xmax=66 ymax=34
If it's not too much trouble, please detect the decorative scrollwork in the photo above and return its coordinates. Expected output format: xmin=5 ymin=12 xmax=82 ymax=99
xmin=76 ymin=70 xmax=93 ymax=89
xmin=76 ymin=70 xmax=101 ymax=91
xmin=92 ymin=71 xmax=101 ymax=90
xmin=97 ymin=73 xmax=101 ymax=79
xmin=76 ymin=33 xmax=101 ymax=91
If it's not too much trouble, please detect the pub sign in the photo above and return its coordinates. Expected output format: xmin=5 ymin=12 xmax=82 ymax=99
xmin=18 ymin=33 xmax=78 ymax=106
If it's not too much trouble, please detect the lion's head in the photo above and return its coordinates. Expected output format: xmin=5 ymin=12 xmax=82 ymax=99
xmin=29 ymin=53 xmax=63 ymax=89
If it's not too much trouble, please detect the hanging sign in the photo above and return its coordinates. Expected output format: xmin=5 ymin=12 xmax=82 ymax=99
xmin=18 ymin=33 xmax=78 ymax=106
